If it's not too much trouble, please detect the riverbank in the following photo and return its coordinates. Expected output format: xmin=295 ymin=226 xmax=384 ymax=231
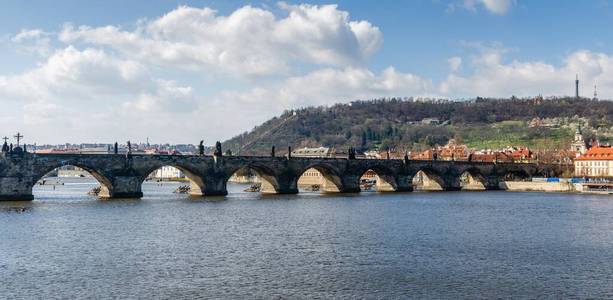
xmin=501 ymin=181 xmax=612 ymax=195
xmin=500 ymin=181 xmax=574 ymax=192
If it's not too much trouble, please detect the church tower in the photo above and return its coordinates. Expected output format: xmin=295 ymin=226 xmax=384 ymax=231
xmin=570 ymin=128 xmax=587 ymax=154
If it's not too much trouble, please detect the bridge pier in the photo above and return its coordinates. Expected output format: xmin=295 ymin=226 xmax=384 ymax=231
xmin=101 ymin=176 xmax=143 ymax=199
xmin=269 ymin=174 xmax=299 ymax=194
xmin=393 ymin=175 xmax=414 ymax=192
xmin=200 ymin=177 xmax=228 ymax=196
xmin=338 ymin=175 xmax=361 ymax=193
xmin=0 ymin=177 xmax=34 ymax=201
xmin=484 ymin=177 xmax=502 ymax=190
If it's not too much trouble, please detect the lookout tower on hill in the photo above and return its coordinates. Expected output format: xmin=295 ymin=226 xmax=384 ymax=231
xmin=575 ymin=74 xmax=580 ymax=99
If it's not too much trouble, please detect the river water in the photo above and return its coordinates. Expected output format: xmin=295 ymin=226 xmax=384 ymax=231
xmin=1 ymin=177 xmax=613 ymax=299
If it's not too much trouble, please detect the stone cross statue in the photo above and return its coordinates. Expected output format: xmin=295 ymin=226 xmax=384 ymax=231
xmin=14 ymin=132 xmax=23 ymax=147
xmin=214 ymin=141 xmax=222 ymax=157
xmin=199 ymin=140 xmax=204 ymax=156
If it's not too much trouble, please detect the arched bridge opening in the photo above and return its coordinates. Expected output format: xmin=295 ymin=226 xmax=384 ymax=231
xmin=458 ymin=169 xmax=487 ymax=191
xmin=140 ymin=164 xmax=206 ymax=197
xmin=226 ymin=164 xmax=284 ymax=195
xmin=297 ymin=164 xmax=344 ymax=193
xmin=358 ymin=168 xmax=398 ymax=192
xmin=31 ymin=163 xmax=114 ymax=200
xmin=412 ymin=169 xmax=445 ymax=191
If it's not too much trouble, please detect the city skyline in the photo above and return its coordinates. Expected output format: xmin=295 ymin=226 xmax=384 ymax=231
xmin=1 ymin=0 xmax=613 ymax=144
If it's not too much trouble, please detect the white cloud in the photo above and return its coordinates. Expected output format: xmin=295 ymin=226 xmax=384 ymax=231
xmin=11 ymin=29 xmax=52 ymax=56
xmin=1 ymin=46 xmax=148 ymax=102
xmin=480 ymin=0 xmax=515 ymax=14
xmin=448 ymin=0 xmax=515 ymax=15
xmin=448 ymin=56 xmax=462 ymax=72
xmin=439 ymin=48 xmax=613 ymax=98
xmin=228 ymin=67 xmax=431 ymax=108
xmin=0 ymin=46 xmax=198 ymax=142
xmin=200 ymin=67 xmax=433 ymax=138
xmin=59 ymin=4 xmax=382 ymax=77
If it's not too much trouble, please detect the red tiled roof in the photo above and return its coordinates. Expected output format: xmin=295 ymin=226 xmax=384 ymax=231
xmin=575 ymin=146 xmax=613 ymax=161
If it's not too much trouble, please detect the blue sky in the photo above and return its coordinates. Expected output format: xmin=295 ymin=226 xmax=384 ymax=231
xmin=0 ymin=0 xmax=612 ymax=144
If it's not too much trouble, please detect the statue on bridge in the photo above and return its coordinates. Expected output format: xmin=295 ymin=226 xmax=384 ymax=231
xmin=287 ymin=146 xmax=292 ymax=159
xmin=348 ymin=147 xmax=356 ymax=160
xmin=10 ymin=133 xmax=24 ymax=154
xmin=1 ymin=136 xmax=8 ymax=153
xmin=199 ymin=140 xmax=204 ymax=156
xmin=271 ymin=145 xmax=276 ymax=157
xmin=114 ymin=142 xmax=118 ymax=154
xmin=126 ymin=141 xmax=132 ymax=158
xmin=214 ymin=141 xmax=222 ymax=157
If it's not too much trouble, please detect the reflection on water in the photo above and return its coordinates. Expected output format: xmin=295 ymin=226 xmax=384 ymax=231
xmin=2 ymin=177 xmax=613 ymax=298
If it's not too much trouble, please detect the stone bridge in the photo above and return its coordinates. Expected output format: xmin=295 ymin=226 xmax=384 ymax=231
xmin=0 ymin=152 xmax=570 ymax=201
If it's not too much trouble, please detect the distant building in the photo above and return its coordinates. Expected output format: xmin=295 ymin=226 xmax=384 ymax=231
xmin=291 ymin=147 xmax=330 ymax=158
xmin=35 ymin=148 xmax=80 ymax=154
xmin=145 ymin=148 xmax=182 ymax=155
xmin=469 ymin=151 xmax=514 ymax=163
xmin=437 ymin=139 xmax=469 ymax=161
xmin=79 ymin=147 xmax=110 ymax=154
xmin=151 ymin=166 xmax=184 ymax=180
xmin=508 ymin=147 xmax=533 ymax=163
xmin=57 ymin=166 xmax=92 ymax=178
xmin=570 ymin=129 xmax=587 ymax=155
xmin=291 ymin=147 xmax=365 ymax=159
xmin=421 ymin=118 xmax=440 ymax=125
xmin=410 ymin=140 xmax=469 ymax=161
xmin=574 ymin=146 xmax=613 ymax=178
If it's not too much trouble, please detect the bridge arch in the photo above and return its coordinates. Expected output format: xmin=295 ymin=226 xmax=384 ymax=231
xmin=297 ymin=163 xmax=345 ymax=193
xmin=356 ymin=165 xmax=398 ymax=192
xmin=139 ymin=163 xmax=206 ymax=197
xmin=31 ymin=162 xmax=115 ymax=198
xmin=226 ymin=163 xmax=283 ymax=194
xmin=411 ymin=168 xmax=446 ymax=191
xmin=457 ymin=168 xmax=488 ymax=190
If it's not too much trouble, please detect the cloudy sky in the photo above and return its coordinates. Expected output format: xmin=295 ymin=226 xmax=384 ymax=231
xmin=1 ymin=0 xmax=612 ymax=144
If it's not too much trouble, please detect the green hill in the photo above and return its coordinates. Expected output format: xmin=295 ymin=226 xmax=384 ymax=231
xmin=223 ymin=97 xmax=613 ymax=155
